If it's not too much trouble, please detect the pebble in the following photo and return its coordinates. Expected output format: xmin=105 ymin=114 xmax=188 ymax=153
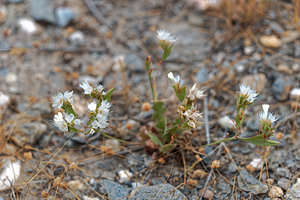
xmin=0 ymin=6 xmax=7 ymax=24
xmin=259 ymin=35 xmax=281 ymax=48
xmin=0 ymin=92 xmax=10 ymax=113
xmin=5 ymin=73 xmax=17 ymax=83
xmin=277 ymin=64 xmax=291 ymax=74
xmin=295 ymin=43 xmax=300 ymax=57
xmin=0 ymin=159 xmax=21 ymax=191
xmin=276 ymin=167 xmax=290 ymax=178
xmin=68 ymin=180 xmax=85 ymax=191
xmin=244 ymin=46 xmax=255 ymax=55
xmin=290 ymin=88 xmax=300 ymax=100
xmin=104 ymin=139 xmax=120 ymax=153
xmin=249 ymin=158 xmax=264 ymax=170
xmin=278 ymin=178 xmax=290 ymax=190
xmin=216 ymin=180 xmax=231 ymax=194
xmin=241 ymin=73 xmax=266 ymax=93
xmin=28 ymin=0 xmax=56 ymax=24
xmin=192 ymin=169 xmax=207 ymax=179
xmin=69 ymin=31 xmax=85 ymax=46
xmin=130 ymin=184 xmax=187 ymax=200
xmin=17 ymin=18 xmax=38 ymax=34
xmin=100 ymin=179 xmax=130 ymax=200
xmin=268 ymin=186 xmax=283 ymax=198
xmin=286 ymin=178 xmax=300 ymax=200
xmin=55 ymin=7 xmax=75 ymax=27
xmin=238 ymin=169 xmax=268 ymax=194
xmin=218 ymin=116 xmax=235 ymax=129
xmin=272 ymin=76 xmax=292 ymax=101
xmin=6 ymin=0 xmax=24 ymax=2
xmin=83 ymin=196 xmax=99 ymax=200
xmin=195 ymin=67 xmax=209 ymax=83
xmin=117 ymin=169 xmax=133 ymax=183
xmin=198 ymin=188 xmax=213 ymax=199
xmin=269 ymin=22 xmax=284 ymax=34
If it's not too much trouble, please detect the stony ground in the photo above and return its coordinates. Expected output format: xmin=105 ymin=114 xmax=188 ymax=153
xmin=0 ymin=0 xmax=300 ymax=199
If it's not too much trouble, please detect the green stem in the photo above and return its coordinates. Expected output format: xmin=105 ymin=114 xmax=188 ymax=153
xmin=203 ymin=136 xmax=237 ymax=147
xmin=99 ymin=131 xmax=129 ymax=144
xmin=148 ymin=72 xmax=156 ymax=102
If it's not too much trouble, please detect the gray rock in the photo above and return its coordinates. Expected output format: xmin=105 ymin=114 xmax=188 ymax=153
xmin=227 ymin=162 xmax=237 ymax=174
xmin=272 ymin=76 xmax=291 ymax=101
xmin=195 ymin=68 xmax=209 ymax=83
xmin=238 ymin=169 xmax=268 ymax=195
xmin=295 ymin=43 xmax=300 ymax=57
xmin=125 ymin=54 xmax=145 ymax=72
xmin=216 ymin=180 xmax=231 ymax=194
xmin=286 ymin=178 xmax=300 ymax=200
xmin=55 ymin=7 xmax=75 ymax=27
xmin=100 ymin=179 xmax=130 ymax=200
xmin=29 ymin=0 xmax=56 ymax=24
xmin=276 ymin=167 xmax=290 ymax=178
xmin=269 ymin=22 xmax=284 ymax=34
xmin=278 ymin=178 xmax=290 ymax=190
xmin=129 ymin=184 xmax=187 ymax=200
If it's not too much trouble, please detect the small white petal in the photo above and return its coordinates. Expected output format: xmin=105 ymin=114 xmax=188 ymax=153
xmin=88 ymin=101 xmax=97 ymax=112
xmin=79 ymin=81 xmax=93 ymax=95
xmin=63 ymin=91 xmax=74 ymax=104
xmin=73 ymin=119 xmax=81 ymax=125
xmin=156 ymin=30 xmax=177 ymax=44
xmin=64 ymin=113 xmax=74 ymax=123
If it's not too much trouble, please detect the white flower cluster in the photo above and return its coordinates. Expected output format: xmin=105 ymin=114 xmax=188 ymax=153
xmin=52 ymin=80 xmax=111 ymax=135
xmin=189 ymin=84 xmax=205 ymax=101
xmin=52 ymin=91 xmax=74 ymax=109
xmin=183 ymin=105 xmax=203 ymax=128
xmin=79 ymin=80 xmax=106 ymax=96
xmin=239 ymin=85 xmax=258 ymax=103
xmin=168 ymin=72 xmax=184 ymax=87
xmin=259 ymin=104 xmax=277 ymax=124
xmin=87 ymin=100 xmax=111 ymax=135
xmin=156 ymin=30 xmax=177 ymax=44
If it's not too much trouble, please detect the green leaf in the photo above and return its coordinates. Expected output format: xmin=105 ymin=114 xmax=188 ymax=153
xmin=239 ymin=134 xmax=280 ymax=146
xmin=161 ymin=143 xmax=177 ymax=153
xmin=152 ymin=101 xmax=166 ymax=122
xmin=103 ymin=88 xmax=114 ymax=101
xmin=146 ymin=132 xmax=163 ymax=146
xmin=172 ymin=86 xmax=186 ymax=102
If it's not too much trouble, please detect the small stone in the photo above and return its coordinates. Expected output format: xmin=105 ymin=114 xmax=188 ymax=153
xmin=69 ymin=31 xmax=85 ymax=46
xmin=292 ymin=63 xmax=300 ymax=72
xmin=5 ymin=73 xmax=17 ymax=83
xmin=0 ymin=159 xmax=21 ymax=191
xmin=68 ymin=180 xmax=85 ymax=191
xmin=28 ymin=0 xmax=56 ymax=24
xmin=18 ymin=18 xmax=38 ymax=34
xmin=290 ymin=88 xmax=300 ymax=100
xmin=244 ymin=46 xmax=255 ymax=55
xmin=272 ymin=76 xmax=292 ymax=101
xmin=218 ymin=116 xmax=235 ymax=129
xmin=249 ymin=158 xmax=263 ymax=170
xmin=0 ymin=92 xmax=10 ymax=113
xmin=55 ymin=7 xmax=75 ymax=27
xmin=199 ymin=188 xmax=213 ymax=199
xmin=269 ymin=186 xmax=283 ymax=198
xmin=104 ymin=139 xmax=120 ymax=153
xmin=118 ymin=169 xmax=133 ymax=183
xmin=241 ymin=73 xmax=266 ymax=93
xmin=295 ymin=43 xmax=300 ymax=57
xmin=131 ymin=184 xmax=187 ymax=200
xmin=83 ymin=196 xmax=99 ymax=200
xmin=276 ymin=167 xmax=290 ymax=178
xmin=286 ymin=178 xmax=300 ymax=199
xmin=238 ymin=169 xmax=268 ymax=195
xmin=100 ymin=180 xmax=130 ymax=200
xmin=269 ymin=22 xmax=284 ymax=34
xmin=6 ymin=0 xmax=24 ymax=2
xmin=192 ymin=169 xmax=207 ymax=179
xmin=281 ymin=31 xmax=299 ymax=43
xmin=0 ymin=6 xmax=7 ymax=24
xmin=278 ymin=178 xmax=289 ymax=190
xmin=277 ymin=64 xmax=291 ymax=74
xmin=195 ymin=68 xmax=209 ymax=84
xmin=216 ymin=180 xmax=231 ymax=194
xmin=131 ymin=182 xmax=143 ymax=189
xmin=259 ymin=35 xmax=281 ymax=48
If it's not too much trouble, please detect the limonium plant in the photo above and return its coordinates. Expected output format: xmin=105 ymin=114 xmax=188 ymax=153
xmin=140 ymin=30 xmax=205 ymax=153
xmin=52 ymin=81 xmax=117 ymax=140
xmin=207 ymin=85 xmax=280 ymax=146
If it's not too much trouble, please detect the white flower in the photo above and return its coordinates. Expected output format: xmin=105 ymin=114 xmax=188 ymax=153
xmin=183 ymin=104 xmax=202 ymax=128
xmin=189 ymin=84 xmax=205 ymax=100
xmin=96 ymin=114 xmax=109 ymax=129
xmin=259 ymin=104 xmax=277 ymax=123
xmin=73 ymin=119 xmax=81 ymax=125
xmin=98 ymin=100 xmax=111 ymax=117
xmin=64 ymin=113 xmax=74 ymax=123
xmin=239 ymin=85 xmax=258 ymax=103
xmin=168 ymin=72 xmax=184 ymax=87
xmin=52 ymin=92 xmax=64 ymax=109
xmin=88 ymin=101 xmax=97 ymax=112
xmin=89 ymin=128 xmax=95 ymax=135
xmin=80 ymin=80 xmax=93 ymax=95
xmin=96 ymin=84 xmax=105 ymax=94
xmin=63 ymin=91 xmax=74 ymax=104
xmin=54 ymin=112 xmax=68 ymax=131
xmin=156 ymin=30 xmax=177 ymax=44
xmin=91 ymin=120 xmax=100 ymax=129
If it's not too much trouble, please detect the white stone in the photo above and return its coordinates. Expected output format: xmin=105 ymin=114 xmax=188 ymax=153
xmin=0 ymin=159 xmax=21 ymax=191
xmin=118 ymin=169 xmax=133 ymax=183
xmin=5 ymin=73 xmax=17 ymax=83
xmin=218 ymin=116 xmax=235 ymax=129
xmin=17 ymin=18 xmax=38 ymax=34
xmin=0 ymin=92 xmax=10 ymax=113
xmin=69 ymin=31 xmax=85 ymax=46
xmin=249 ymin=158 xmax=263 ymax=170
xmin=290 ymin=88 xmax=300 ymax=99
